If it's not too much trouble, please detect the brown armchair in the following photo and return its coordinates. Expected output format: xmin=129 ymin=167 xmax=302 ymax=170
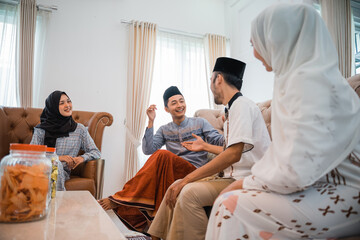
xmin=0 ymin=107 xmax=113 ymax=199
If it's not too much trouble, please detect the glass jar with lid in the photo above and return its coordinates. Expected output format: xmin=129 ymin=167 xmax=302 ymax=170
xmin=0 ymin=144 xmax=52 ymax=222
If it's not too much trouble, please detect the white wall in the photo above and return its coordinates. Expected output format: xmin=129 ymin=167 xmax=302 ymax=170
xmin=224 ymin=0 xmax=305 ymax=103
xmin=224 ymin=0 xmax=276 ymax=103
xmin=36 ymin=0 xmax=308 ymax=197
xmin=35 ymin=0 xmax=226 ymax=197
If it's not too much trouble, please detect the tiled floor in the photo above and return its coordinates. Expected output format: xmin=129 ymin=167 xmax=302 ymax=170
xmin=106 ymin=210 xmax=148 ymax=238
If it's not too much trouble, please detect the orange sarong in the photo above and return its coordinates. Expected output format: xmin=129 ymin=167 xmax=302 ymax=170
xmin=110 ymin=150 xmax=197 ymax=233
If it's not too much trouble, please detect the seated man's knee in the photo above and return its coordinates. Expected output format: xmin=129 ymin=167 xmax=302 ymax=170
xmin=151 ymin=149 xmax=172 ymax=163
xmin=155 ymin=149 xmax=170 ymax=156
xmin=212 ymin=194 xmax=224 ymax=208
xmin=178 ymin=183 xmax=200 ymax=203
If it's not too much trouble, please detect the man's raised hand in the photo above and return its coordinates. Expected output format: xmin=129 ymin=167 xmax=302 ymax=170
xmin=181 ymin=133 xmax=206 ymax=152
xmin=146 ymin=104 xmax=157 ymax=127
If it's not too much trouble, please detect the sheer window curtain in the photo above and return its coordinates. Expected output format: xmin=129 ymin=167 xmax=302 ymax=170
xmin=204 ymin=34 xmax=227 ymax=109
xmin=320 ymin=0 xmax=353 ymax=78
xmin=125 ymin=21 xmax=157 ymax=181
xmin=33 ymin=9 xmax=50 ymax=107
xmin=138 ymin=31 xmax=210 ymax=168
xmin=0 ymin=3 xmax=18 ymax=107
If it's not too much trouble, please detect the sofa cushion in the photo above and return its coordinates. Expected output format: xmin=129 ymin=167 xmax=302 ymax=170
xmin=194 ymin=102 xmax=273 ymax=139
xmin=2 ymin=107 xmax=42 ymax=145
xmin=194 ymin=109 xmax=224 ymax=134
xmin=65 ymin=176 xmax=96 ymax=196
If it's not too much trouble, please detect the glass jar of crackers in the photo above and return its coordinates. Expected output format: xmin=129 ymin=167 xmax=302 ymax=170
xmin=0 ymin=144 xmax=52 ymax=222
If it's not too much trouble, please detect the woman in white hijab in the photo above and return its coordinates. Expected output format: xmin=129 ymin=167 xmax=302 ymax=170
xmin=206 ymin=3 xmax=360 ymax=239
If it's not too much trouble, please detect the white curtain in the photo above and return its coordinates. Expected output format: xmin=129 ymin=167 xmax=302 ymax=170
xmin=125 ymin=21 xmax=157 ymax=181
xmin=204 ymin=34 xmax=227 ymax=109
xmin=0 ymin=3 xmax=18 ymax=107
xmin=138 ymin=31 xmax=210 ymax=168
xmin=320 ymin=0 xmax=352 ymax=78
xmin=19 ymin=0 xmax=36 ymax=107
xmin=33 ymin=9 xmax=50 ymax=107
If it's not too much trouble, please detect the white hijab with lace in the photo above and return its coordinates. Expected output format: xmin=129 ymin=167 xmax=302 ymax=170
xmin=243 ymin=3 xmax=360 ymax=194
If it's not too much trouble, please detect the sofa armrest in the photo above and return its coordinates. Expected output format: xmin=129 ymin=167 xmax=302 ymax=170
xmin=257 ymin=100 xmax=272 ymax=140
xmin=81 ymin=159 xmax=97 ymax=179
xmin=73 ymin=158 xmax=105 ymax=199
xmin=87 ymin=112 xmax=113 ymax=151
xmin=81 ymin=159 xmax=105 ymax=199
xmin=95 ymin=159 xmax=105 ymax=200
xmin=347 ymin=75 xmax=360 ymax=97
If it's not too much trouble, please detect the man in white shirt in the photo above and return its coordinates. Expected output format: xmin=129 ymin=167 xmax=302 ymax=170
xmin=148 ymin=57 xmax=271 ymax=240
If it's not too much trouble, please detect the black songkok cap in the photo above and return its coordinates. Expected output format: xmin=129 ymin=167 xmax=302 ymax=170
xmin=213 ymin=57 xmax=246 ymax=80
xmin=163 ymin=86 xmax=182 ymax=106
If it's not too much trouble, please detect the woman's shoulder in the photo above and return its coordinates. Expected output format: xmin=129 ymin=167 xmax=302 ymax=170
xmin=72 ymin=123 xmax=91 ymax=140
xmin=33 ymin=127 xmax=45 ymax=134
xmin=75 ymin=123 xmax=88 ymax=132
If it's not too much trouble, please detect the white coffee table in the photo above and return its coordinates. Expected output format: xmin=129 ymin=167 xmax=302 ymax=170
xmin=0 ymin=191 xmax=127 ymax=240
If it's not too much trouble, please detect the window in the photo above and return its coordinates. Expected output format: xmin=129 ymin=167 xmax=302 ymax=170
xmin=0 ymin=2 xmax=50 ymax=107
xmin=313 ymin=2 xmax=321 ymax=15
xmin=138 ymin=31 xmax=210 ymax=167
xmin=351 ymin=0 xmax=360 ymax=73
xmin=150 ymin=31 xmax=210 ymax=126
xmin=0 ymin=3 xmax=18 ymax=107
xmin=33 ymin=9 xmax=50 ymax=107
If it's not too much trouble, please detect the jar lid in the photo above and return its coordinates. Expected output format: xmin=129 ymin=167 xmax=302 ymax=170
xmin=46 ymin=147 xmax=56 ymax=153
xmin=10 ymin=144 xmax=47 ymax=152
